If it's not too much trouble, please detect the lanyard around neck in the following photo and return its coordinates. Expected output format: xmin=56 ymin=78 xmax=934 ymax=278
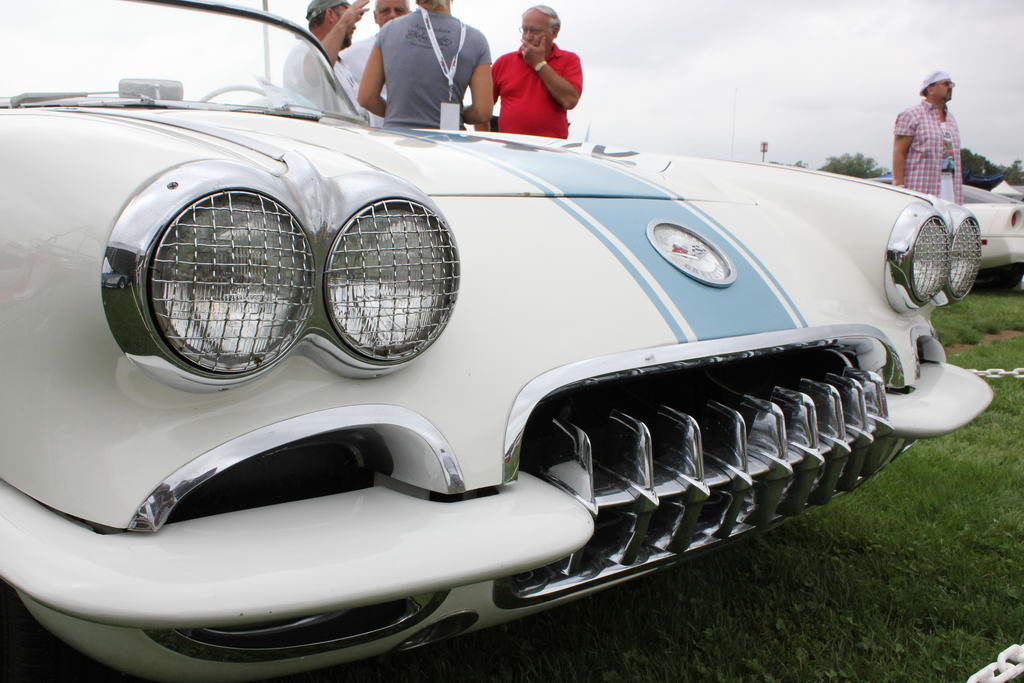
xmin=421 ymin=10 xmax=467 ymax=101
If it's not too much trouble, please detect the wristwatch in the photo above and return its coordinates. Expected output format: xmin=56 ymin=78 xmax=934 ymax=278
xmin=534 ymin=60 xmax=547 ymax=73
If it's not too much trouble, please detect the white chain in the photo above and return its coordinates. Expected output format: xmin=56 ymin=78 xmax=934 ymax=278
xmin=968 ymin=644 xmax=1024 ymax=683
xmin=969 ymin=368 xmax=1024 ymax=378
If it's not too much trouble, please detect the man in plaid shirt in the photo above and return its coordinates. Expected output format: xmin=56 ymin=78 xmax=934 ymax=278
xmin=892 ymin=70 xmax=962 ymax=204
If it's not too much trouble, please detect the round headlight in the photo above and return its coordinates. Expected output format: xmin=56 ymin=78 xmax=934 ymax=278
xmin=947 ymin=216 xmax=981 ymax=299
xmin=149 ymin=191 xmax=315 ymax=374
xmin=325 ymin=199 xmax=459 ymax=363
xmin=910 ymin=216 xmax=949 ymax=302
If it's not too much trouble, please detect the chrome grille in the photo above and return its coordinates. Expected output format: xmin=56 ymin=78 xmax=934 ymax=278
xmin=325 ymin=199 xmax=459 ymax=362
xmin=150 ymin=190 xmax=315 ymax=373
xmin=497 ymin=345 xmax=903 ymax=606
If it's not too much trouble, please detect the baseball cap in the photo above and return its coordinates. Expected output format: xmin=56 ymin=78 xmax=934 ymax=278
xmin=306 ymin=0 xmax=350 ymax=21
xmin=920 ymin=70 xmax=953 ymax=95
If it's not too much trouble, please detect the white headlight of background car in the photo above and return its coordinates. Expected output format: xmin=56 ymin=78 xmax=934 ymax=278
xmin=326 ymin=199 xmax=459 ymax=363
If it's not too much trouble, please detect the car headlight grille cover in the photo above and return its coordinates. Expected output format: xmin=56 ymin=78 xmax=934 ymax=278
xmin=910 ymin=216 xmax=950 ymax=302
xmin=150 ymin=191 xmax=315 ymax=373
xmin=948 ymin=216 xmax=981 ymax=299
xmin=326 ymin=199 xmax=459 ymax=362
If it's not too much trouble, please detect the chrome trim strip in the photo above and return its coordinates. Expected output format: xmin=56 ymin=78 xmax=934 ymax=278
xmin=128 ymin=405 xmax=464 ymax=532
xmin=144 ymin=591 xmax=447 ymax=662
xmin=76 ymin=109 xmax=290 ymax=161
xmin=503 ymin=324 xmax=906 ymax=465
xmin=103 ymin=154 xmax=456 ymax=391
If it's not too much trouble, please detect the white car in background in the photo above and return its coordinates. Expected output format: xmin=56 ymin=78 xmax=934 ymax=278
xmin=961 ymin=186 xmax=1024 ymax=288
xmin=0 ymin=1 xmax=993 ymax=681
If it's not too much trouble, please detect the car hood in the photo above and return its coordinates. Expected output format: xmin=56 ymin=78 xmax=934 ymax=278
xmin=36 ymin=108 xmax=762 ymax=203
xmin=14 ymin=108 xmax=922 ymax=210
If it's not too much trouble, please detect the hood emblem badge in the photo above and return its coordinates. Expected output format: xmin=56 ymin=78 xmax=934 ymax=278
xmin=646 ymin=221 xmax=737 ymax=288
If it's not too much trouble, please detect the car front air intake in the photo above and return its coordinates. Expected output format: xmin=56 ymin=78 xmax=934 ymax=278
xmin=496 ymin=327 xmax=907 ymax=607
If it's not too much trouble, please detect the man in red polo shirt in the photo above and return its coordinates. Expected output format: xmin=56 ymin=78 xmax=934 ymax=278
xmin=492 ymin=5 xmax=582 ymax=139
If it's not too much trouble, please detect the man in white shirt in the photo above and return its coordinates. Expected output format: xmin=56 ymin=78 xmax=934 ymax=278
xmin=340 ymin=0 xmax=409 ymax=126
xmin=343 ymin=1 xmax=410 ymax=83
xmin=283 ymin=0 xmax=369 ymax=115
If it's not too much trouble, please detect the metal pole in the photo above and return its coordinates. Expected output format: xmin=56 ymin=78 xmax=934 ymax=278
xmin=262 ymin=0 xmax=271 ymax=80
xmin=730 ymin=88 xmax=737 ymax=159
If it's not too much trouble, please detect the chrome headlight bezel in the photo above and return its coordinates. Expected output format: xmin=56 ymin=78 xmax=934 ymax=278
xmin=103 ymin=155 xmax=459 ymax=392
xmin=885 ymin=202 xmax=951 ymax=312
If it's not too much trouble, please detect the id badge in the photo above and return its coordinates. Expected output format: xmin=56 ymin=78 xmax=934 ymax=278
xmin=439 ymin=102 xmax=460 ymax=130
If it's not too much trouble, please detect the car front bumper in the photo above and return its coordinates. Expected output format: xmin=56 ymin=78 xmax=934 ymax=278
xmin=0 ymin=361 xmax=991 ymax=682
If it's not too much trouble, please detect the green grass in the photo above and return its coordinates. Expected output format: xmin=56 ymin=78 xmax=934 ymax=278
xmin=279 ymin=295 xmax=1024 ymax=683
xmin=931 ymin=287 xmax=1024 ymax=346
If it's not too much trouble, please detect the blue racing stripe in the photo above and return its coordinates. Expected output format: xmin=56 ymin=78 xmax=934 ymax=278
xmin=572 ymin=198 xmax=799 ymax=339
xmin=391 ymin=129 xmax=803 ymax=339
xmin=400 ymin=130 xmax=677 ymax=199
xmin=685 ymin=202 xmax=808 ymax=328
xmin=551 ymin=198 xmax=690 ymax=342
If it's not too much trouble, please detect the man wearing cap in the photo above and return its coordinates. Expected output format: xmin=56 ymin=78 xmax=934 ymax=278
xmin=893 ymin=70 xmax=963 ymax=204
xmin=283 ymin=0 xmax=369 ymax=114
xmin=491 ymin=5 xmax=582 ymax=139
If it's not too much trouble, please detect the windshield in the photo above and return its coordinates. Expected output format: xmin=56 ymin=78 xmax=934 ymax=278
xmin=1 ymin=0 xmax=362 ymax=120
xmin=961 ymin=186 xmax=1023 ymax=205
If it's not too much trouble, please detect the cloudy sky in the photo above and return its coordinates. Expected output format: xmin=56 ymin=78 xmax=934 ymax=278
xmin=260 ymin=0 xmax=1024 ymax=171
xmin=8 ymin=0 xmax=1024 ymax=171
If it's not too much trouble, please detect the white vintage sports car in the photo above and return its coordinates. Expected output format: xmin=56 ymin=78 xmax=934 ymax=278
xmin=0 ymin=1 xmax=993 ymax=681
xmin=961 ymin=186 xmax=1024 ymax=288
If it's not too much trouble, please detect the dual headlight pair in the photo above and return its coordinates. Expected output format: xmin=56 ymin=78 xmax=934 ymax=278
xmin=886 ymin=202 xmax=981 ymax=311
xmin=103 ymin=156 xmax=459 ymax=390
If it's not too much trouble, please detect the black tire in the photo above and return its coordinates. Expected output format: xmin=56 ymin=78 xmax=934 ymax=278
xmin=1 ymin=580 xmax=128 ymax=683
xmin=974 ymin=263 xmax=1024 ymax=290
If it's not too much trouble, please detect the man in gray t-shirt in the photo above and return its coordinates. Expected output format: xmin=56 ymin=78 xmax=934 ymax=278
xmin=370 ymin=8 xmax=491 ymax=129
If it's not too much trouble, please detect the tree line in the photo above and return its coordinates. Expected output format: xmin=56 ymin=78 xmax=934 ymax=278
xmin=809 ymin=150 xmax=1023 ymax=184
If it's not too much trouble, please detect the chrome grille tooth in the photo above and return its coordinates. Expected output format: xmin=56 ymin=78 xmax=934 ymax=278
xmin=650 ymin=407 xmax=710 ymax=553
xmin=704 ymin=400 xmax=748 ymax=473
xmin=843 ymin=368 xmax=896 ymax=476
xmin=591 ymin=411 xmax=659 ymax=566
xmin=799 ymin=379 xmax=852 ymax=505
xmin=770 ymin=387 xmax=826 ymax=516
xmin=603 ymin=410 xmax=659 ymax=507
xmin=703 ymin=401 xmax=754 ymax=539
xmin=842 ymin=368 xmax=890 ymax=421
xmin=799 ymin=379 xmax=847 ymax=442
xmin=541 ymin=418 xmax=599 ymax=516
xmin=825 ymin=373 xmax=874 ymax=491
xmin=738 ymin=396 xmax=794 ymax=528
xmin=653 ymin=406 xmax=705 ymax=482
xmin=825 ymin=373 xmax=872 ymax=438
